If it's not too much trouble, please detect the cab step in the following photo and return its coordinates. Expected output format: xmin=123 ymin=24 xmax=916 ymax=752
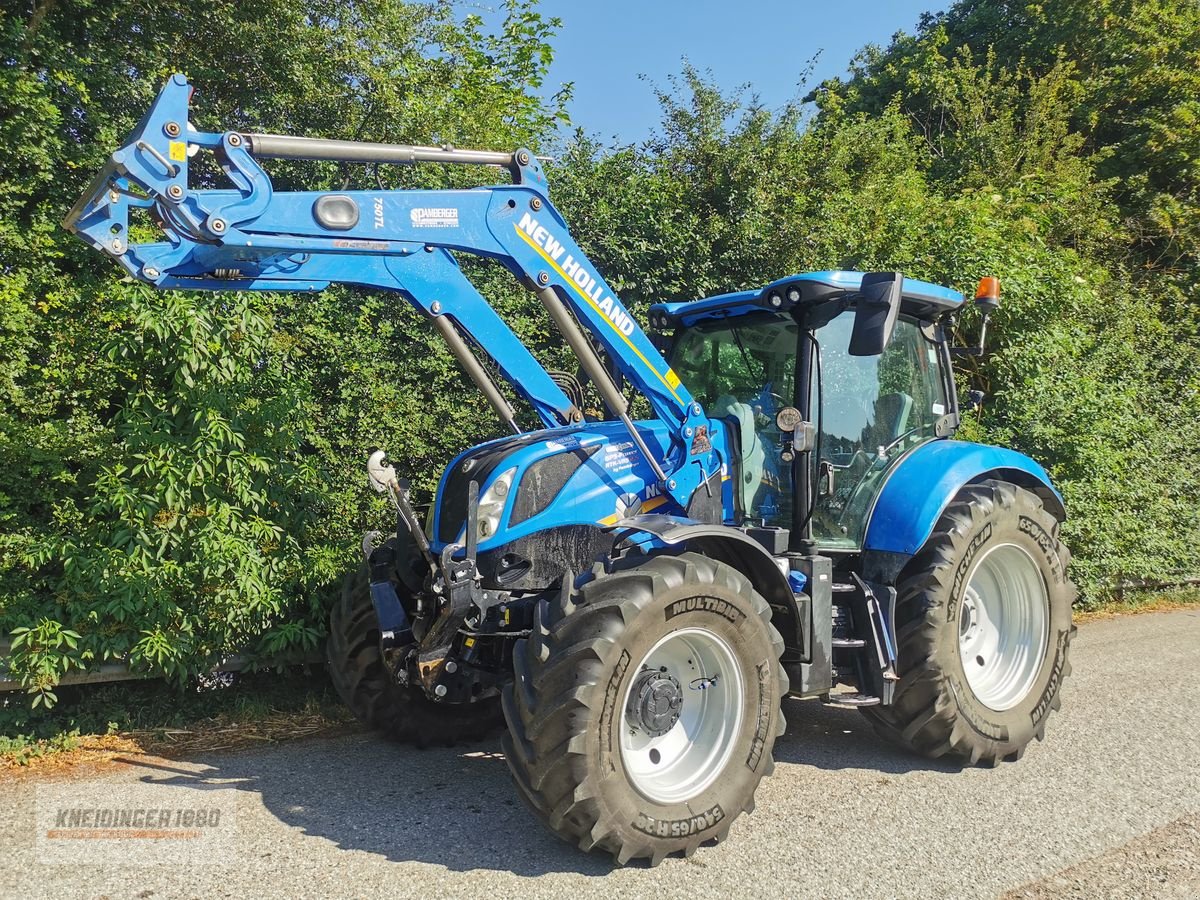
xmin=827 ymin=692 xmax=881 ymax=708
xmin=830 ymin=574 xmax=899 ymax=705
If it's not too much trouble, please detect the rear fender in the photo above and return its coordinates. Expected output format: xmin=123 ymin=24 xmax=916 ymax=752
xmin=862 ymin=439 xmax=1065 ymax=583
xmin=609 ymin=515 xmax=803 ymax=655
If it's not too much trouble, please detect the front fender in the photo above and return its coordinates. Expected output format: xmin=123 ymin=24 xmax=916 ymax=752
xmin=863 ymin=439 xmax=1064 ymax=557
xmin=609 ymin=515 xmax=803 ymax=652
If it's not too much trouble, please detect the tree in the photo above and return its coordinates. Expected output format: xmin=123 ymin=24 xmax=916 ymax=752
xmin=816 ymin=0 xmax=1200 ymax=286
xmin=0 ymin=0 xmax=568 ymax=703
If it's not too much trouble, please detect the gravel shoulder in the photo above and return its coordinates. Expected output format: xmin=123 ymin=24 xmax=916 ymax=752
xmin=1004 ymin=814 xmax=1200 ymax=899
xmin=1 ymin=608 xmax=1197 ymax=899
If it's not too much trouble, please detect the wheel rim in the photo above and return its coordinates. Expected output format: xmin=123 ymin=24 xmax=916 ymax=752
xmin=619 ymin=627 xmax=743 ymax=804
xmin=958 ymin=542 xmax=1050 ymax=711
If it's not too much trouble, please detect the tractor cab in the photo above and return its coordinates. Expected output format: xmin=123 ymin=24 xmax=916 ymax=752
xmin=652 ymin=271 xmax=965 ymax=550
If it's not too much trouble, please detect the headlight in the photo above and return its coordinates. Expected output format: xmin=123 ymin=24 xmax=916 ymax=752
xmin=475 ymin=467 xmax=516 ymax=540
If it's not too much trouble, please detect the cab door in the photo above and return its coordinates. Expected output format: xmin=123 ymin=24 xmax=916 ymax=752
xmin=809 ymin=312 xmax=951 ymax=549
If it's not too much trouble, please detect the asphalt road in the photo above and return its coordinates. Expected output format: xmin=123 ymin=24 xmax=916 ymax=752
xmin=3 ymin=609 xmax=1198 ymax=899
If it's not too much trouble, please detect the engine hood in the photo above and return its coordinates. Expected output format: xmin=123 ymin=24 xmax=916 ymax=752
xmin=430 ymin=419 xmax=708 ymax=553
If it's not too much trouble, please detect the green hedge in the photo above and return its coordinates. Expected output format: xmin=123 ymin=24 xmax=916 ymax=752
xmin=2 ymin=0 xmax=1197 ymax=704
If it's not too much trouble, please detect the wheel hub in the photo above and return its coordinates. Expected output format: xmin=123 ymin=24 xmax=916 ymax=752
xmin=626 ymin=668 xmax=683 ymax=737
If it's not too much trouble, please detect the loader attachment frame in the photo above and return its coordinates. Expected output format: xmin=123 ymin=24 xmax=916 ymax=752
xmin=64 ymin=75 xmax=717 ymax=509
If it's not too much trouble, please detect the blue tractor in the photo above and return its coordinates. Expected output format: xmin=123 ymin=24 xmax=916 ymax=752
xmin=66 ymin=77 xmax=1075 ymax=866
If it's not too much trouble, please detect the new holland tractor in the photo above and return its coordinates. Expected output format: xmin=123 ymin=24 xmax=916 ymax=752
xmin=66 ymin=76 xmax=1075 ymax=866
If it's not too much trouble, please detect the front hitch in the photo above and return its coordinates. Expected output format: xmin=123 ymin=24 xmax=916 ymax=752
xmin=363 ymin=452 xmax=515 ymax=702
xmin=417 ymin=481 xmax=486 ymax=698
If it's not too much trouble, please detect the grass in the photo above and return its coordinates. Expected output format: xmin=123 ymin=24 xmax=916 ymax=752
xmin=1074 ymin=585 xmax=1200 ymax=622
xmin=0 ymin=666 xmax=354 ymax=770
xmin=0 ymin=729 xmax=83 ymax=767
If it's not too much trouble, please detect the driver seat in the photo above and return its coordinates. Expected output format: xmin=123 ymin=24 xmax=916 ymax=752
xmin=869 ymin=391 xmax=914 ymax=448
xmin=713 ymin=394 xmax=765 ymax=518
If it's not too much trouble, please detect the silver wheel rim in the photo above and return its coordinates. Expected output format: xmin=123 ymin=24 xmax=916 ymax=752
xmin=958 ymin=542 xmax=1050 ymax=711
xmin=619 ymin=627 xmax=743 ymax=804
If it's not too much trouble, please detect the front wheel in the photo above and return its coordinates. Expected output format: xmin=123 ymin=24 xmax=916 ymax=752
xmin=502 ymin=552 xmax=787 ymax=866
xmin=863 ymin=479 xmax=1075 ymax=764
xmin=326 ymin=546 xmax=502 ymax=747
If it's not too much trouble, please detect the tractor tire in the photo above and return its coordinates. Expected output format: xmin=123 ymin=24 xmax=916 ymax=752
xmin=502 ymin=552 xmax=787 ymax=866
xmin=862 ymin=479 xmax=1075 ymax=765
xmin=326 ymin=547 xmax=502 ymax=747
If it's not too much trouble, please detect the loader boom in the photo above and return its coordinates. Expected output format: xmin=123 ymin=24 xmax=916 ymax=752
xmin=64 ymin=75 xmax=716 ymax=507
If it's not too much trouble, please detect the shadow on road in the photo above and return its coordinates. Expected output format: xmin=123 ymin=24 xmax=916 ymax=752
xmin=775 ymin=697 xmax=963 ymax=775
xmin=118 ymin=735 xmax=617 ymax=877
xmin=112 ymin=696 xmax=957 ymax=876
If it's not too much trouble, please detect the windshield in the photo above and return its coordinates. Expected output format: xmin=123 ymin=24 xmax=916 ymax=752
xmin=670 ymin=316 xmax=797 ymax=527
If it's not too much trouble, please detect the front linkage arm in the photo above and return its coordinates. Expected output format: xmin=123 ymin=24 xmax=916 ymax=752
xmin=64 ymin=75 xmax=719 ymax=511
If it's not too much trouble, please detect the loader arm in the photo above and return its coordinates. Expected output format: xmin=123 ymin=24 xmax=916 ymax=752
xmin=64 ymin=75 xmax=717 ymax=509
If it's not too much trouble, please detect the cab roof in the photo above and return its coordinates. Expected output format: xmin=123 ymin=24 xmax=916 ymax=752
xmin=649 ymin=270 xmax=964 ymax=328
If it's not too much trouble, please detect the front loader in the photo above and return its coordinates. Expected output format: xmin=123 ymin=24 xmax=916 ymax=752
xmin=66 ymin=76 xmax=1075 ymax=866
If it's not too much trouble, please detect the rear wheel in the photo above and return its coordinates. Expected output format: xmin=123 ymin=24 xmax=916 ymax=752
xmin=502 ymin=552 xmax=787 ymax=865
xmin=326 ymin=545 xmax=502 ymax=746
xmin=863 ymin=480 xmax=1075 ymax=764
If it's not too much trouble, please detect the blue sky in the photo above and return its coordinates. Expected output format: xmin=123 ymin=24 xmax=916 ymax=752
xmin=513 ymin=0 xmax=948 ymax=142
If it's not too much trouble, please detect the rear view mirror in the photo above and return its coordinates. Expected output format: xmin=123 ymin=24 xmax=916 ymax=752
xmin=848 ymin=271 xmax=903 ymax=356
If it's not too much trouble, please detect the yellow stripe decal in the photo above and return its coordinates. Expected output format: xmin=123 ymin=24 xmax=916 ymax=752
xmin=599 ymin=494 xmax=669 ymax=526
xmin=514 ymin=225 xmax=683 ymax=404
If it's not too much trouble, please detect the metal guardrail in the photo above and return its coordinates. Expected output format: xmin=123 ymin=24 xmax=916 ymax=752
xmin=0 ymin=642 xmax=324 ymax=692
